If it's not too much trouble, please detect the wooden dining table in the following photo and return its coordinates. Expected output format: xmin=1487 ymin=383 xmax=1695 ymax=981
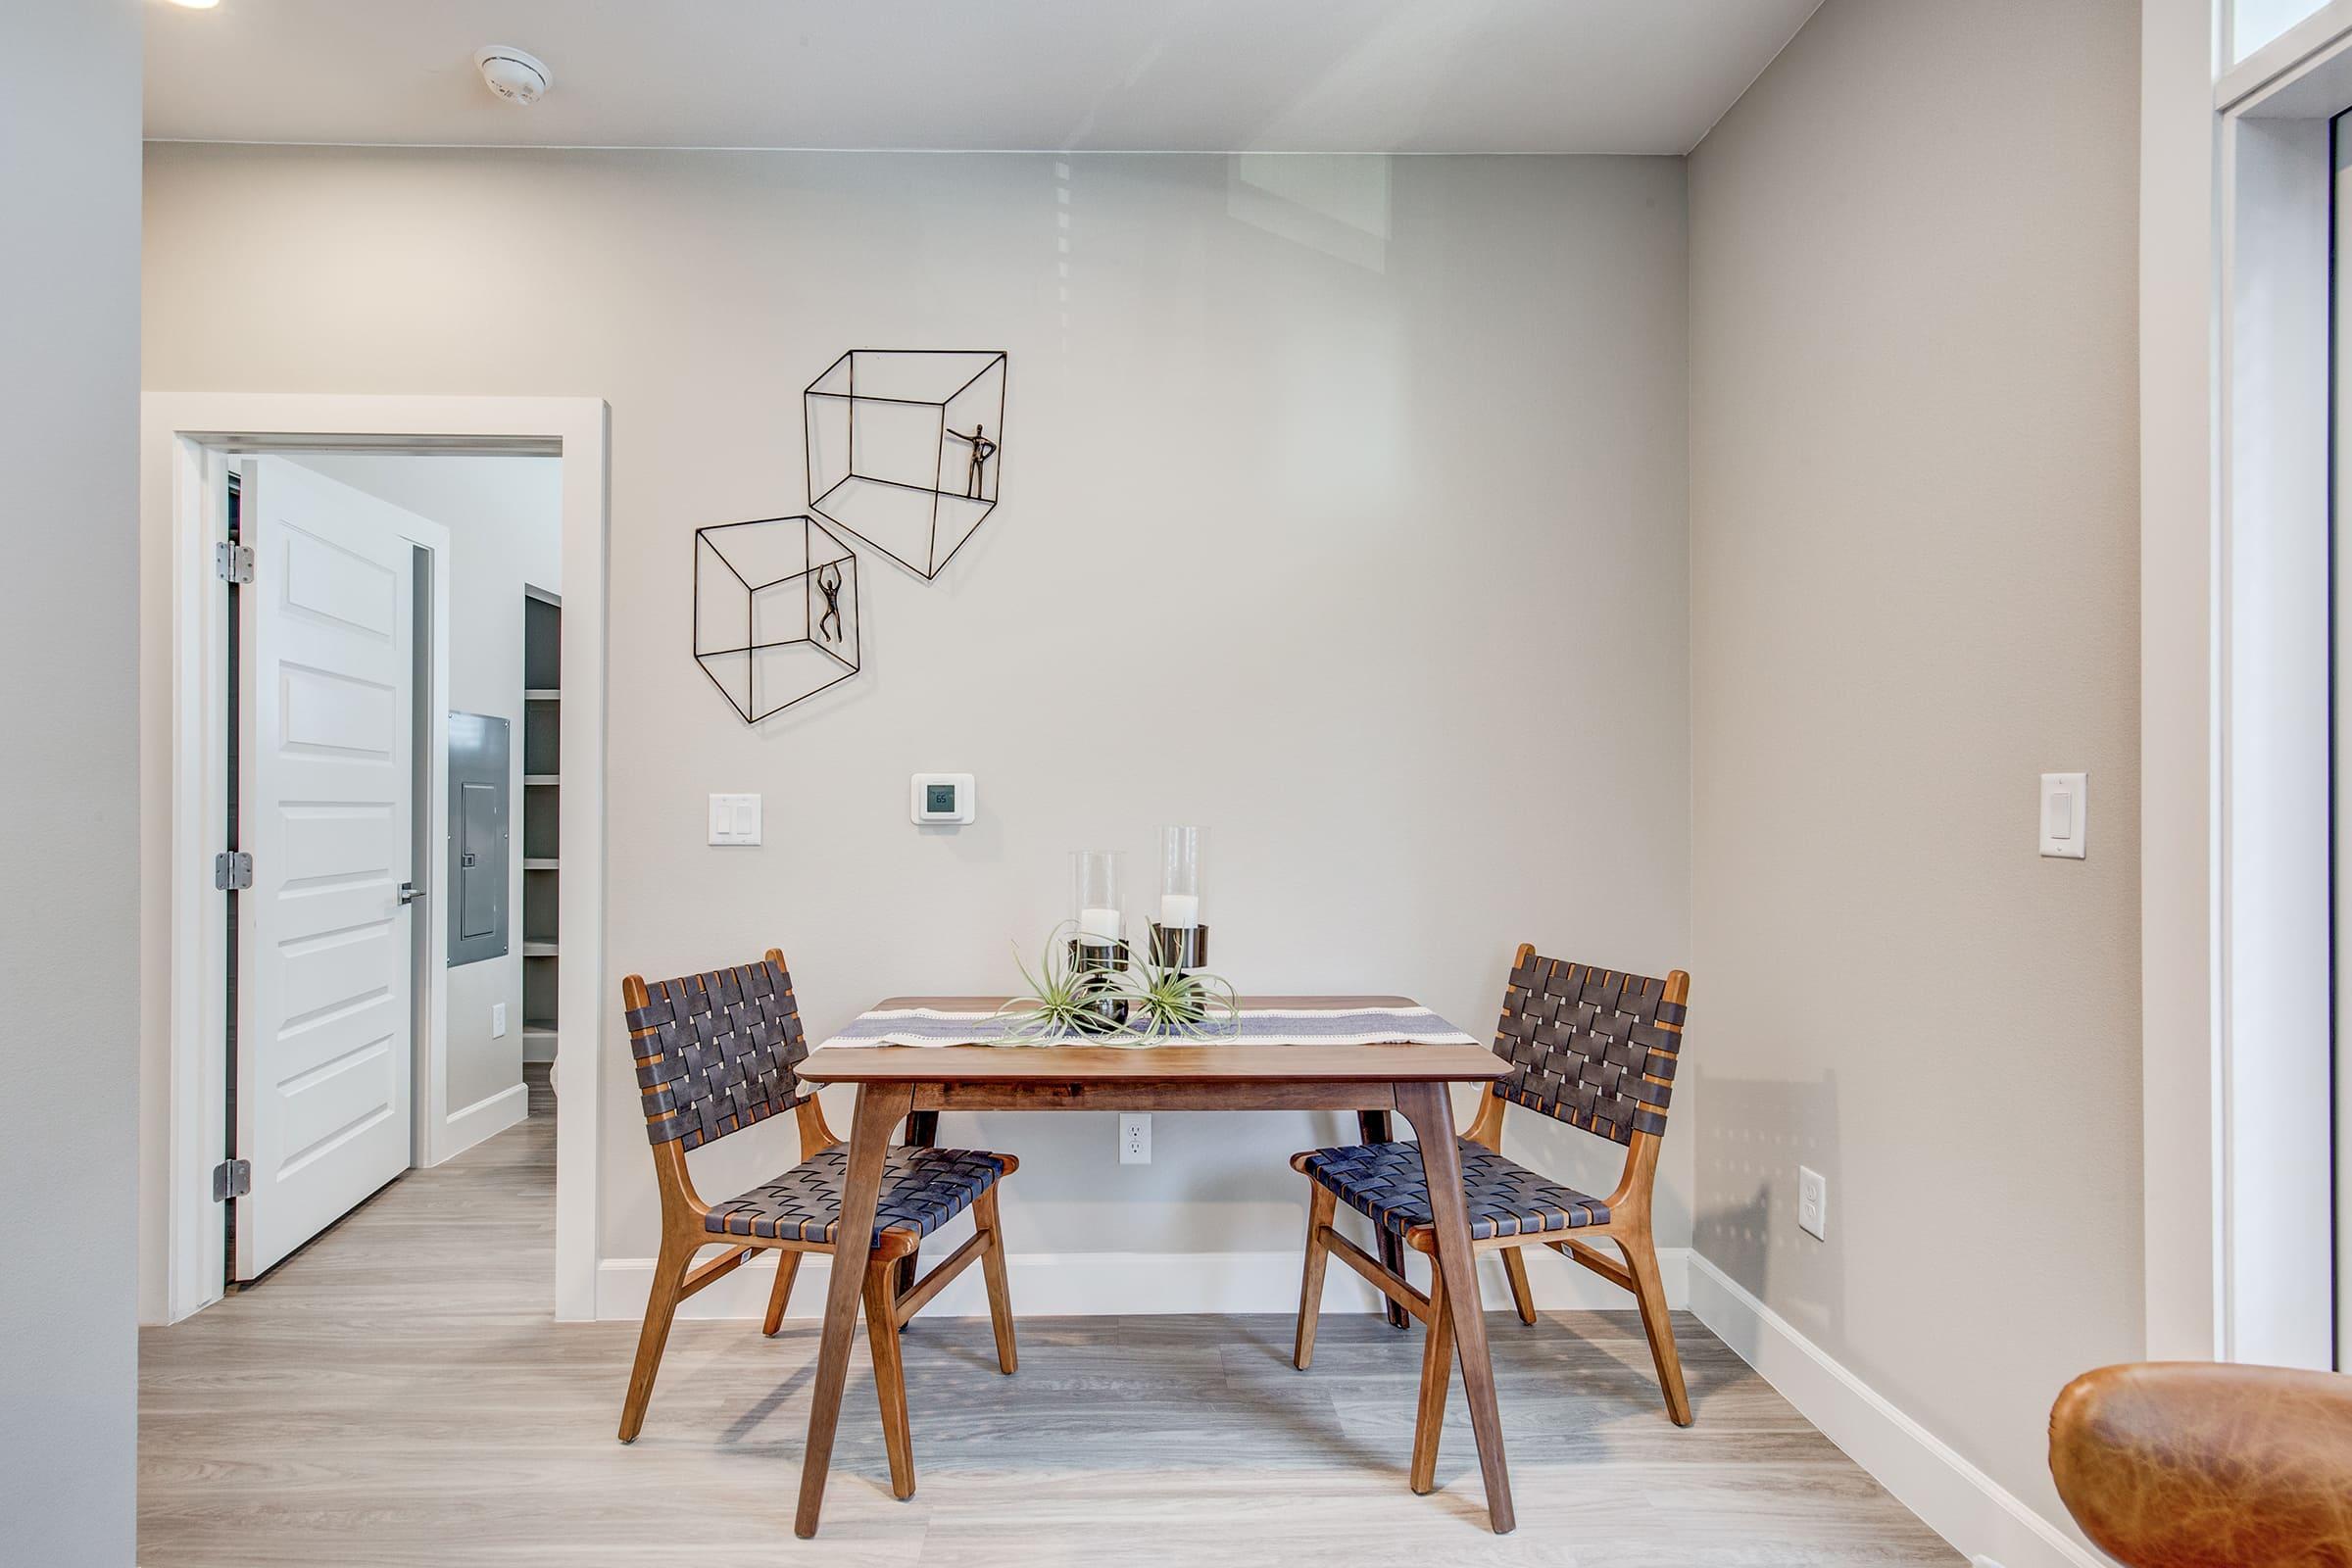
xmin=790 ymin=995 xmax=1516 ymax=1538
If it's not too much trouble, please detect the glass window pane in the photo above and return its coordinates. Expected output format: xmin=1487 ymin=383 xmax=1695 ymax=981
xmin=2237 ymin=0 xmax=2331 ymax=63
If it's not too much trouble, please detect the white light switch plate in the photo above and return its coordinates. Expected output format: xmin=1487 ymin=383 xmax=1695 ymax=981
xmin=492 ymin=1003 xmax=507 ymax=1038
xmin=709 ymin=793 xmax=761 ymax=846
xmin=2038 ymin=772 xmax=2086 ymax=858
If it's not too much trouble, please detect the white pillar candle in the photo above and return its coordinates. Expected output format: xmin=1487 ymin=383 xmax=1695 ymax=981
xmin=1078 ymin=906 xmax=1122 ymax=943
xmin=1157 ymin=894 xmax=1200 ymax=928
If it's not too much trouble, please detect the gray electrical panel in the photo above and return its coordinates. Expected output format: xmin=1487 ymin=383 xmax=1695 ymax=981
xmin=447 ymin=711 xmax=510 ymax=966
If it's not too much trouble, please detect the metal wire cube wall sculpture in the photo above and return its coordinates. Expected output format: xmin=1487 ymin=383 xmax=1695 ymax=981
xmin=804 ymin=349 xmax=1007 ymax=580
xmin=693 ymin=514 xmax=861 ymax=722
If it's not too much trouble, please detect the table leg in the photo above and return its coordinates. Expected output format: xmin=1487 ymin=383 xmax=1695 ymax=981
xmin=1396 ymin=1081 xmax=1514 ymax=1535
xmin=795 ymin=1083 xmax=912 ymax=1539
xmin=896 ymin=1110 xmax=940 ymax=1298
xmin=1356 ymin=1109 xmax=1410 ymax=1330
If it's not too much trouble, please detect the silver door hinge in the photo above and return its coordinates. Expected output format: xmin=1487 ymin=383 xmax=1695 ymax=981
xmin=215 ymin=851 xmax=253 ymax=890
xmin=215 ymin=541 xmax=254 ymax=584
xmin=212 ymin=1159 xmax=251 ymax=1201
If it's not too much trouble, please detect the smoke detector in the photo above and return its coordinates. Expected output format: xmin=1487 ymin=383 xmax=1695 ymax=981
xmin=474 ymin=46 xmax=552 ymax=106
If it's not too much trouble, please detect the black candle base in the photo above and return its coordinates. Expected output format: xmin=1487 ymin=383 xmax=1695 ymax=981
xmin=1068 ymin=938 xmax=1131 ymax=1029
xmin=1149 ymin=922 xmax=1208 ymax=969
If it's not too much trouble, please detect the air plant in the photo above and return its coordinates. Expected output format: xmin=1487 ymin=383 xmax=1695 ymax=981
xmin=987 ymin=921 xmax=1240 ymax=1048
xmin=1112 ymin=939 xmax=1239 ymax=1047
xmin=987 ymin=921 xmax=1133 ymax=1046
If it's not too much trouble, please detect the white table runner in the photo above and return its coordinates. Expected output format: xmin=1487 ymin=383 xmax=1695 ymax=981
xmin=814 ymin=1004 xmax=1479 ymax=1050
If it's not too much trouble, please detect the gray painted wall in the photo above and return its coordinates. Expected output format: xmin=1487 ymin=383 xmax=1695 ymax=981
xmin=142 ymin=146 xmax=1693 ymax=1278
xmin=0 ymin=1 xmax=141 ymax=1561
xmin=1687 ymin=0 xmax=2142 ymax=1538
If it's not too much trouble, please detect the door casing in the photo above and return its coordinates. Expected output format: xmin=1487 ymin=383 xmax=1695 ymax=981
xmin=140 ymin=394 xmax=610 ymax=1327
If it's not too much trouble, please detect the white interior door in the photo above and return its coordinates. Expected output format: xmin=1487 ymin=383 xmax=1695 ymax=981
xmin=235 ymin=457 xmax=420 ymax=1279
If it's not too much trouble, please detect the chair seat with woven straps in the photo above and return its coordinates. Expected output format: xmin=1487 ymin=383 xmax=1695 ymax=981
xmin=1293 ymin=1138 xmax=1610 ymax=1247
xmin=1289 ymin=948 xmax=1695 ymax=1467
xmin=706 ymin=1145 xmax=1019 ymax=1245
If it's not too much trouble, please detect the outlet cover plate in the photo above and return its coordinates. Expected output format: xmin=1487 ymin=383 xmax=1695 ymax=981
xmin=1119 ymin=1113 xmax=1151 ymax=1164
xmin=1798 ymin=1165 xmax=1828 ymax=1241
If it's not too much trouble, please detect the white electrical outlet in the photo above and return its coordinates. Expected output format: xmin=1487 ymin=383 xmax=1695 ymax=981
xmin=492 ymin=1002 xmax=508 ymax=1038
xmin=1119 ymin=1113 xmax=1151 ymax=1164
xmin=1798 ymin=1165 xmax=1828 ymax=1241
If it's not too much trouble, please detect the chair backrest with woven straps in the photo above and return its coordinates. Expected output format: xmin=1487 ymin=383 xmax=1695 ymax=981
xmin=622 ymin=952 xmax=813 ymax=1152
xmin=1481 ymin=945 xmax=1690 ymax=1184
xmin=619 ymin=951 xmax=838 ymax=1222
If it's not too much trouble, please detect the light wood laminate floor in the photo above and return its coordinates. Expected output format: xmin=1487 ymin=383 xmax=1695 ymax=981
xmin=140 ymin=1073 xmax=1960 ymax=1566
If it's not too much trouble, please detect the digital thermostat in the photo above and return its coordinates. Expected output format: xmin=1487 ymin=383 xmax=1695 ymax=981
xmin=910 ymin=773 xmax=976 ymax=825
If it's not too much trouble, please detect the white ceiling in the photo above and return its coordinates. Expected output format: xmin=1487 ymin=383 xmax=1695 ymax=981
xmin=144 ymin=1 xmax=1821 ymax=156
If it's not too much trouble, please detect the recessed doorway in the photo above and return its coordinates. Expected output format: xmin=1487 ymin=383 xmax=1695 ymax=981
xmin=139 ymin=394 xmax=610 ymax=1326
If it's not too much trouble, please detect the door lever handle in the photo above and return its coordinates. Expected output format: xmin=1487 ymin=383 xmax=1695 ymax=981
xmin=397 ymin=881 xmax=424 ymax=906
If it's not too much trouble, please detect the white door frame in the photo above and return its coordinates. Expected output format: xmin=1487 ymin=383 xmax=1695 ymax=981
xmin=2141 ymin=0 xmax=2352 ymax=1369
xmin=2211 ymin=6 xmax=2352 ymax=1371
xmin=140 ymin=393 xmax=609 ymax=1326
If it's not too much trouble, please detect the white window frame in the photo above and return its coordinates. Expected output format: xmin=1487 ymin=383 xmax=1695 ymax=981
xmin=2152 ymin=0 xmax=2352 ymax=1370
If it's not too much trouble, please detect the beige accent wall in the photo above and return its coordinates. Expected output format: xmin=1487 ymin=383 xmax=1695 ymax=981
xmin=0 ymin=1 xmax=141 ymax=1560
xmin=1687 ymin=0 xmax=2143 ymax=1536
xmin=143 ymin=147 xmax=1693 ymax=1282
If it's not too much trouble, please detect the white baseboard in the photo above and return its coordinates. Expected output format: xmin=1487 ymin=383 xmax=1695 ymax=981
xmin=1685 ymin=1254 xmax=2099 ymax=1568
xmin=597 ymin=1233 xmax=1689 ymax=1323
xmin=435 ymin=1081 xmax=528 ymax=1165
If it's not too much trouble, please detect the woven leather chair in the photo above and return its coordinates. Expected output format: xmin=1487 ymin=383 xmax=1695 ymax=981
xmin=2050 ymin=1361 xmax=2352 ymax=1565
xmin=1290 ymin=944 xmax=1692 ymax=1489
xmin=617 ymin=951 xmax=1018 ymax=1498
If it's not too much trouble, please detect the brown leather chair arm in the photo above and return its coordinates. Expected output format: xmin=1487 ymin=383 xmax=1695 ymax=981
xmin=2049 ymin=1361 xmax=2352 ymax=1567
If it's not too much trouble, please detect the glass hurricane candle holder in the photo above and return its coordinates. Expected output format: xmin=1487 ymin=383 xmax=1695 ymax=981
xmin=1150 ymin=825 xmax=1208 ymax=970
xmin=1068 ymin=849 xmax=1129 ymax=1030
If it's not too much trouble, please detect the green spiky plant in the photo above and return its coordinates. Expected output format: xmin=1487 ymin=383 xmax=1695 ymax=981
xmin=1112 ymin=937 xmax=1239 ymax=1047
xmin=987 ymin=921 xmax=1135 ymax=1046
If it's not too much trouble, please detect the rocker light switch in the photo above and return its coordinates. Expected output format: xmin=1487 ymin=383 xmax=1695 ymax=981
xmin=2038 ymin=773 xmax=2085 ymax=859
xmin=710 ymin=793 xmax=761 ymax=847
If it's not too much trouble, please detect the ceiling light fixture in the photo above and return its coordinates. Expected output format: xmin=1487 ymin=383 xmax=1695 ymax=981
xmin=474 ymin=46 xmax=552 ymax=107
xmin=166 ymin=0 xmax=222 ymax=9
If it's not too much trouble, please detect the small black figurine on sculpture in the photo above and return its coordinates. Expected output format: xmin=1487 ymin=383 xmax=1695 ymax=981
xmin=945 ymin=423 xmax=999 ymax=500
xmin=815 ymin=562 xmax=844 ymax=643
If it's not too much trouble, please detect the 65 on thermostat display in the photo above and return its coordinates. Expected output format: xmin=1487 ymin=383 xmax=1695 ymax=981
xmin=910 ymin=774 xmax=975 ymax=825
